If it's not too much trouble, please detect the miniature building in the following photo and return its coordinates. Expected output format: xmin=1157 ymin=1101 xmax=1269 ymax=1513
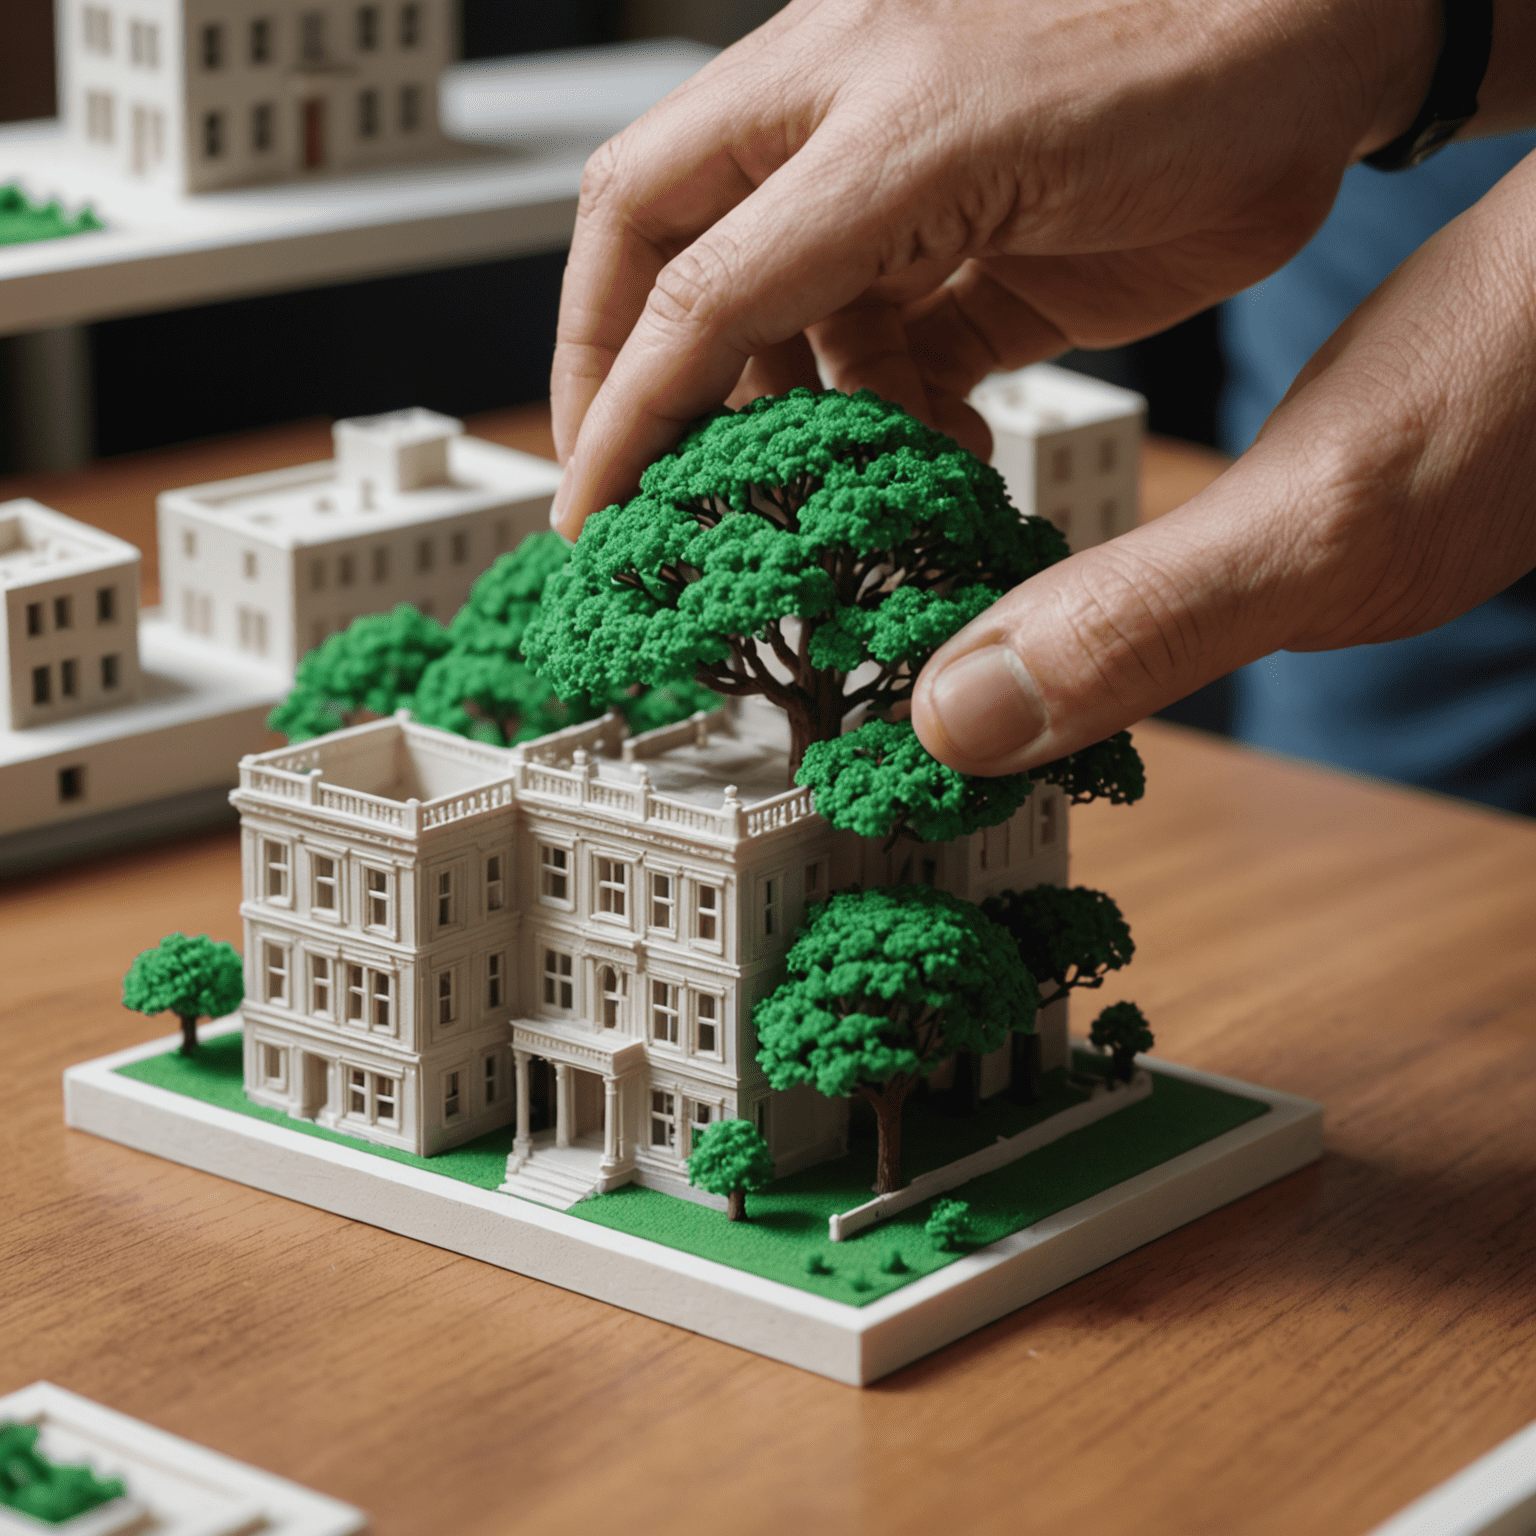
xmin=231 ymin=699 xmax=1070 ymax=1205
xmin=57 ymin=0 xmax=458 ymax=193
xmin=0 ymin=499 xmax=141 ymax=732
xmin=971 ymin=362 xmax=1146 ymax=553
xmin=157 ymin=410 xmax=563 ymax=680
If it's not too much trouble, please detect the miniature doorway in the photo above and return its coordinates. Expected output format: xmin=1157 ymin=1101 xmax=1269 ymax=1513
xmin=572 ymin=1069 xmax=606 ymax=1141
xmin=300 ymin=1053 xmax=329 ymax=1119
xmin=527 ymin=1057 xmax=555 ymax=1134
xmin=301 ymin=99 xmax=326 ymax=169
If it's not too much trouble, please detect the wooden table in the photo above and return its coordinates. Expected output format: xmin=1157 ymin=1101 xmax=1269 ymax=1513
xmin=2 ymin=423 xmax=1534 ymax=1536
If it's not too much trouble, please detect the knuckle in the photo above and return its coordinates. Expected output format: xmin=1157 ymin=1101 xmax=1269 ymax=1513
xmin=646 ymin=239 xmax=740 ymax=337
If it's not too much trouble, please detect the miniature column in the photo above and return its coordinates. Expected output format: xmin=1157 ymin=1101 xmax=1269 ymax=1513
xmin=601 ymin=1075 xmax=621 ymax=1173
xmin=513 ymin=1049 xmax=531 ymax=1157
xmin=554 ymin=1061 xmax=570 ymax=1148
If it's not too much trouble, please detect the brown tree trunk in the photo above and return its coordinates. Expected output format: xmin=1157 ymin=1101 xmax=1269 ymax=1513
xmin=178 ymin=1013 xmax=199 ymax=1057
xmin=727 ymin=1188 xmax=747 ymax=1222
xmin=782 ymin=671 xmax=848 ymax=780
xmin=869 ymin=1085 xmax=910 ymax=1195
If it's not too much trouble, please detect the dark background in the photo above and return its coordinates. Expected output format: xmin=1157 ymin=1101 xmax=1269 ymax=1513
xmin=0 ymin=0 xmax=1231 ymax=729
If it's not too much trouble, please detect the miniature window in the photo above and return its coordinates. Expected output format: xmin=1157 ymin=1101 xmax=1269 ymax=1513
xmin=484 ymin=1054 xmax=499 ymax=1106
xmin=312 ymin=854 xmax=338 ymax=911
xmin=753 ymin=1098 xmax=769 ymax=1139
xmin=804 ymin=859 xmax=826 ymax=900
xmin=58 ymin=766 xmax=84 ymax=803
xmin=400 ymin=3 xmax=422 ymax=46
xmin=371 ymin=971 xmax=392 ymax=1030
xmin=437 ymin=968 xmax=455 ymax=1026
xmin=399 ymin=84 xmax=422 ymax=132
xmin=485 ymin=854 xmax=504 ymax=912
xmin=310 ymin=955 xmax=332 ymax=1015
xmin=250 ymin=17 xmax=272 ymax=63
xmin=600 ymin=966 xmax=624 ymax=1028
xmin=649 ymin=872 xmax=674 ymax=930
xmin=203 ymin=111 xmax=223 ymax=159
xmin=31 ymin=666 xmax=49 ymax=706
xmin=85 ymin=91 xmax=113 ymax=144
xmin=436 ymin=869 xmax=455 ymax=927
xmin=538 ymin=845 xmax=569 ymax=903
xmin=695 ymin=883 xmax=719 ymax=944
xmin=346 ymin=964 xmax=366 ymax=1022
xmin=53 ymin=595 xmax=73 ymax=630
xmin=300 ymin=11 xmax=325 ymax=62
xmin=201 ymin=23 xmax=223 ymax=68
xmin=689 ymin=1100 xmax=714 ymax=1150
xmin=1039 ymin=795 xmax=1058 ymax=846
xmin=1098 ymin=437 xmax=1117 ymax=473
xmin=263 ymin=1044 xmax=284 ymax=1083
xmin=25 ymin=602 xmax=42 ymax=637
xmin=760 ymin=877 xmax=779 ymax=939
xmin=96 ymin=586 xmax=116 ymax=623
xmin=242 ymin=550 xmax=258 ymax=580
xmin=979 ymin=820 xmax=1011 ymax=872
xmin=596 ymin=858 xmax=629 ymax=919
xmin=365 ymin=868 xmax=392 ymax=929
xmin=650 ymin=1091 xmax=676 ymax=1149
xmin=263 ymin=838 xmax=291 ymax=901
xmin=651 ymin=981 xmax=679 ymax=1045
xmin=1050 ymin=446 xmax=1072 ymax=483
xmin=696 ymin=994 xmax=719 ymax=1055
xmin=83 ymin=7 xmax=111 ymax=52
xmin=920 ymin=858 xmax=938 ymax=886
xmin=348 ymin=1071 xmax=397 ymax=1124
xmin=415 ymin=537 xmax=434 ymax=573
xmin=129 ymin=20 xmax=159 ymax=67
xmin=59 ymin=659 xmax=78 ymax=699
xmin=357 ymin=5 xmax=380 ymax=49
xmin=368 ymin=545 xmax=388 ymax=582
xmin=182 ymin=529 xmax=197 ymax=558
xmin=338 ymin=554 xmax=356 ymax=586
xmin=375 ymin=1075 xmax=397 ymax=1122
xmin=309 ymin=558 xmax=325 ymax=592
xmin=543 ymin=949 xmax=573 ymax=1011
xmin=486 ymin=953 xmax=504 ymax=1009
xmin=444 ymin=1071 xmax=461 ymax=1120
xmin=264 ymin=942 xmax=288 ymax=1004
xmin=450 ymin=531 xmax=469 ymax=565
xmin=349 ymin=1069 xmax=367 ymax=1114
xmin=358 ymin=89 xmax=379 ymax=139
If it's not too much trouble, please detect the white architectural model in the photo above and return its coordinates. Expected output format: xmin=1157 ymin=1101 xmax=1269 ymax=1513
xmin=231 ymin=700 xmax=1069 ymax=1205
xmin=158 ymin=408 xmax=563 ymax=679
xmin=971 ymin=362 xmax=1146 ymax=553
xmin=57 ymin=0 xmax=457 ymax=193
xmin=1 ymin=498 xmax=141 ymax=732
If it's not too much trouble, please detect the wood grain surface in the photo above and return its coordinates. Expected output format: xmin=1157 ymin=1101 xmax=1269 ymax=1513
xmin=2 ymin=422 xmax=1533 ymax=1536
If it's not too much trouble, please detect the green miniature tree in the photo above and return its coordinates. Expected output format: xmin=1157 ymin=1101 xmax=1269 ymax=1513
xmin=269 ymin=604 xmax=450 ymax=742
xmin=122 ymin=933 xmax=244 ymax=1056
xmin=0 ymin=1423 xmax=125 ymax=1521
xmin=688 ymin=1118 xmax=776 ymax=1221
xmin=925 ymin=1197 xmax=974 ymax=1251
xmin=1089 ymin=1001 xmax=1156 ymax=1083
xmin=755 ymin=885 xmax=1038 ymax=1195
xmin=1032 ymin=729 xmax=1146 ymax=805
xmin=981 ymin=883 xmax=1135 ymax=1101
xmin=525 ymin=388 xmax=1067 ymax=778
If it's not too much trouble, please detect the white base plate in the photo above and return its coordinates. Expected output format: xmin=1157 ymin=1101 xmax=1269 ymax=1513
xmin=0 ymin=1382 xmax=365 ymax=1535
xmin=64 ymin=1027 xmax=1323 ymax=1386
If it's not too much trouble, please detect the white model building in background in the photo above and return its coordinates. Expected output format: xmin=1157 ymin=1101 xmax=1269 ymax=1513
xmin=972 ymin=362 xmax=1146 ymax=553
xmin=57 ymin=0 xmax=458 ymax=192
xmin=158 ymin=408 xmax=563 ymax=678
xmin=231 ymin=699 xmax=1069 ymax=1207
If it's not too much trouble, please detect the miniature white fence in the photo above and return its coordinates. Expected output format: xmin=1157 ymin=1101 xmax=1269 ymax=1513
xmin=827 ymin=1068 xmax=1153 ymax=1242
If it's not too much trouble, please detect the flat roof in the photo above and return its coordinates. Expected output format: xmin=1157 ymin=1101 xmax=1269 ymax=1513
xmin=0 ymin=498 xmax=139 ymax=590
xmin=157 ymin=435 xmax=563 ymax=551
xmin=971 ymin=361 xmax=1146 ymax=436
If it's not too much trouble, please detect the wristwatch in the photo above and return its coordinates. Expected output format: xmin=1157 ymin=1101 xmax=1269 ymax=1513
xmin=1363 ymin=0 xmax=1494 ymax=171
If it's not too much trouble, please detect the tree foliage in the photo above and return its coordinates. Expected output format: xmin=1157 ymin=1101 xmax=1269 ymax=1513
xmin=122 ymin=933 xmax=244 ymax=1056
xmin=1031 ymin=730 xmax=1146 ymax=805
xmin=755 ymin=885 xmax=1038 ymax=1193
xmin=1089 ymin=1001 xmax=1156 ymax=1082
xmin=525 ymin=388 xmax=1067 ymax=772
xmin=796 ymin=716 xmax=1035 ymax=845
xmin=925 ymin=1198 xmax=974 ymax=1251
xmin=0 ymin=1423 xmax=124 ymax=1522
xmin=980 ymin=884 xmax=1135 ymax=1009
xmin=688 ymin=1118 xmax=776 ymax=1221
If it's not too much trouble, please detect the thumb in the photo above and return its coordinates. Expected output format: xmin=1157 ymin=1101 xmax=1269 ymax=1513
xmin=910 ymin=457 xmax=1299 ymax=774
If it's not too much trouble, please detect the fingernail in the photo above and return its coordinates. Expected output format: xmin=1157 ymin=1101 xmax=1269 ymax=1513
xmin=927 ymin=645 xmax=1047 ymax=764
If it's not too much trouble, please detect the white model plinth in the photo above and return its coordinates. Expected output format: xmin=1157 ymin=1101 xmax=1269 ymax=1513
xmin=971 ymin=362 xmax=1146 ymax=554
xmin=64 ymin=1024 xmax=1324 ymax=1387
xmin=0 ymin=1381 xmax=364 ymax=1535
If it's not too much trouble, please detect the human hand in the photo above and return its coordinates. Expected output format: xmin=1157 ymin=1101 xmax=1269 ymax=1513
xmin=910 ymin=150 xmax=1536 ymax=773
xmin=549 ymin=0 xmax=1439 ymax=537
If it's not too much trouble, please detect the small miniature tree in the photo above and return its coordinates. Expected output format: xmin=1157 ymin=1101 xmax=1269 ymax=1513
xmin=755 ymin=885 xmax=1038 ymax=1195
xmin=925 ymin=1197 xmax=974 ymax=1251
xmin=688 ymin=1118 xmax=776 ymax=1220
xmin=122 ymin=933 xmax=244 ymax=1056
xmin=1089 ymin=1001 xmax=1155 ymax=1083
xmin=0 ymin=1423 xmax=124 ymax=1521
xmin=269 ymin=604 xmax=450 ymax=742
xmin=1032 ymin=730 xmax=1146 ymax=805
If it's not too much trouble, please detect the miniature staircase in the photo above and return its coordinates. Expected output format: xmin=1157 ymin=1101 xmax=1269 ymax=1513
xmin=498 ymin=1155 xmax=599 ymax=1211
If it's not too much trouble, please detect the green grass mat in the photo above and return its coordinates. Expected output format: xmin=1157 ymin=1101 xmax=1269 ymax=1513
xmin=116 ymin=1034 xmax=1268 ymax=1307
xmin=0 ymin=185 xmax=104 ymax=246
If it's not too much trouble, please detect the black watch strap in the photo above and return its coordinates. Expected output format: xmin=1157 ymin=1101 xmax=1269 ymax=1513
xmin=1363 ymin=0 xmax=1494 ymax=171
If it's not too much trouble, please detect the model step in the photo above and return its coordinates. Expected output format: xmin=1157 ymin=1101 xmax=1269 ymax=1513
xmin=497 ymin=1158 xmax=598 ymax=1210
